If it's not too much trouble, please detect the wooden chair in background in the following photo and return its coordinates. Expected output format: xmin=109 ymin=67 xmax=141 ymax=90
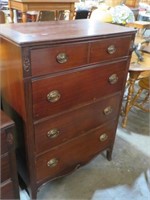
xmin=36 ymin=11 xmax=56 ymax=21
xmin=73 ymin=9 xmax=92 ymax=20
xmin=131 ymin=77 xmax=150 ymax=112
xmin=122 ymin=39 xmax=150 ymax=128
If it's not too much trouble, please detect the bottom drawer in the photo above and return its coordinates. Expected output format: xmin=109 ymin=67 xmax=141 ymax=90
xmin=36 ymin=121 xmax=117 ymax=182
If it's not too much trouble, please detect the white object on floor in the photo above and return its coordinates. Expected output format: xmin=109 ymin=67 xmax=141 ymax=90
xmin=91 ymin=170 xmax=150 ymax=200
xmin=20 ymin=189 xmax=30 ymax=200
xmin=117 ymin=128 xmax=150 ymax=157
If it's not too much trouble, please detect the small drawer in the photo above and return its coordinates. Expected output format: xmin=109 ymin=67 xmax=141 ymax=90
xmin=34 ymin=93 xmax=121 ymax=154
xmin=31 ymin=43 xmax=88 ymax=76
xmin=1 ymin=154 xmax=10 ymax=182
xmin=90 ymin=36 xmax=131 ymax=63
xmin=35 ymin=122 xmax=116 ymax=182
xmin=32 ymin=60 xmax=127 ymax=120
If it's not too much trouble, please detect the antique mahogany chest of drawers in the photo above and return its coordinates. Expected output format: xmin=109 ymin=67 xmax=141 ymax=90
xmin=0 ymin=20 xmax=136 ymax=198
xmin=0 ymin=110 xmax=20 ymax=199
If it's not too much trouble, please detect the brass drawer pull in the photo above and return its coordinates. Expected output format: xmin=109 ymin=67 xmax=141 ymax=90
xmin=47 ymin=90 xmax=61 ymax=103
xmin=104 ymin=106 xmax=113 ymax=115
xmin=47 ymin=129 xmax=60 ymax=138
xmin=109 ymin=74 xmax=118 ymax=84
xmin=107 ymin=45 xmax=116 ymax=54
xmin=56 ymin=53 xmax=68 ymax=64
xmin=47 ymin=158 xmax=58 ymax=168
xmin=99 ymin=133 xmax=108 ymax=142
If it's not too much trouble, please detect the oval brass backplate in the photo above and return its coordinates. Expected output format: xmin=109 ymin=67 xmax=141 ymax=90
xmin=47 ymin=129 xmax=60 ymax=138
xmin=47 ymin=90 xmax=61 ymax=103
xmin=103 ymin=106 xmax=113 ymax=115
xmin=47 ymin=158 xmax=58 ymax=168
xmin=107 ymin=45 xmax=116 ymax=54
xmin=99 ymin=133 xmax=108 ymax=142
xmin=56 ymin=53 xmax=68 ymax=64
xmin=109 ymin=74 xmax=118 ymax=84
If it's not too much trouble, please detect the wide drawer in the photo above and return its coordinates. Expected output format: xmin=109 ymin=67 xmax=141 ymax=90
xmin=32 ymin=60 xmax=127 ymax=120
xmin=34 ymin=93 xmax=121 ymax=154
xmin=31 ymin=42 xmax=88 ymax=76
xmin=90 ymin=36 xmax=131 ymax=63
xmin=1 ymin=154 xmax=10 ymax=182
xmin=35 ymin=121 xmax=116 ymax=182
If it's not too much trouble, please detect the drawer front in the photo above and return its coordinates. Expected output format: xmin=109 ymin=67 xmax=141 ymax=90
xmin=1 ymin=128 xmax=14 ymax=155
xmin=90 ymin=36 xmax=131 ymax=63
xmin=34 ymin=93 xmax=121 ymax=154
xmin=1 ymin=180 xmax=15 ymax=199
xmin=36 ymin=122 xmax=116 ymax=182
xmin=1 ymin=129 xmax=8 ymax=155
xmin=1 ymin=154 xmax=10 ymax=182
xmin=31 ymin=43 xmax=88 ymax=76
xmin=32 ymin=60 xmax=127 ymax=120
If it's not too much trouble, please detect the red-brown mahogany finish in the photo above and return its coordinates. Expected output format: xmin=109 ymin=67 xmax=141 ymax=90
xmin=0 ymin=19 xmax=136 ymax=199
xmin=0 ymin=110 xmax=20 ymax=199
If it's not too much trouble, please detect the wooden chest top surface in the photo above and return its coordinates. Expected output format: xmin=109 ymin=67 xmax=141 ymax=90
xmin=0 ymin=20 xmax=136 ymax=45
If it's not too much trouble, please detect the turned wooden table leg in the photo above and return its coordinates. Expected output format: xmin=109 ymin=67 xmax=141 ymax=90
xmin=69 ymin=3 xmax=75 ymax=20
xmin=10 ymin=8 xmax=14 ymax=23
xmin=31 ymin=15 xmax=37 ymax=22
xmin=22 ymin=12 xmax=27 ymax=23
xmin=122 ymin=72 xmax=140 ymax=128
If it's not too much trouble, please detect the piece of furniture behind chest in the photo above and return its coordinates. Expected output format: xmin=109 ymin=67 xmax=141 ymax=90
xmin=0 ymin=110 xmax=20 ymax=199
